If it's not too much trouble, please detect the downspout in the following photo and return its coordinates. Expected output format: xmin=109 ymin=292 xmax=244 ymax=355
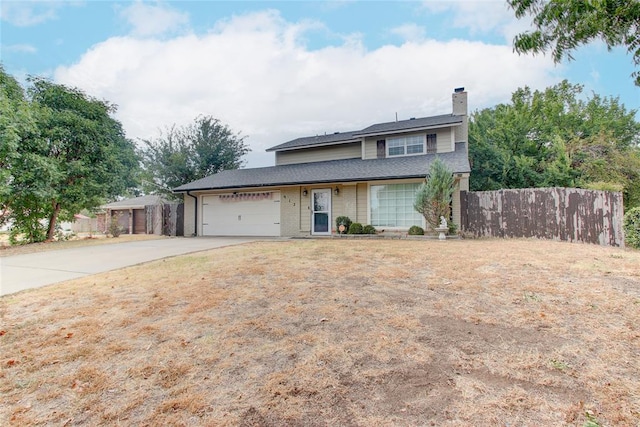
xmin=185 ymin=191 xmax=198 ymax=237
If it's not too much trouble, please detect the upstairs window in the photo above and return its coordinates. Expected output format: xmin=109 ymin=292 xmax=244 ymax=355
xmin=387 ymin=135 xmax=425 ymax=157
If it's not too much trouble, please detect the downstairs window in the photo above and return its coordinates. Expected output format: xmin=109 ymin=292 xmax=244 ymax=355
xmin=370 ymin=183 xmax=424 ymax=227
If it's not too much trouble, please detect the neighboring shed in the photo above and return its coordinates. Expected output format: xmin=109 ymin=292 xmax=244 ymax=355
xmin=101 ymin=195 xmax=170 ymax=235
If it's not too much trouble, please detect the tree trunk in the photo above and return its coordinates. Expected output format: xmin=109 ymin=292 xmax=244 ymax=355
xmin=47 ymin=201 xmax=61 ymax=241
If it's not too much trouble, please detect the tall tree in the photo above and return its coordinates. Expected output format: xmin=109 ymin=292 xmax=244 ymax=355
xmin=139 ymin=115 xmax=250 ymax=197
xmin=27 ymin=78 xmax=140 ymax=241
xmin=469 ymin=81 xmax=640 ymax=209
xmin=509 ymin=0 xmax=640 ymax=85
xmin=0 ymin=66 xmax=42 ymax=231
xmin=1 ymin=71 xmax=140 ymax=243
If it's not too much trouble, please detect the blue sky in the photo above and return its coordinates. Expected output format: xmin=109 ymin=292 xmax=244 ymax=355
xmin=1 ymin=1 xmax=638 ymax=167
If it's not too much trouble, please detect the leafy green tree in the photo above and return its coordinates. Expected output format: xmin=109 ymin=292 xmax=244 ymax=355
xmin=0 ymin=69 xmax=140 ymax=244
xmin=509 ymin=0 xmax=640 ymax=85
xmin=469 ymin=81 xmax=640 ymax=209
xmin=0 ymin=66 xmax=37 ymax=227
xmin=414 ymin=158 xmax=456 ymax=230
xmin=138 ymin=115 xmax=250 ymax=197
xmin=26 ymin=78 xmax=140 ymax=241
xmin=624 ymin=207 xmax=640 ymax=249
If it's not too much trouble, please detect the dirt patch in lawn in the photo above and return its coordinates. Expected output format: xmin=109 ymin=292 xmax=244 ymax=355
xmin=1 ymin=239 xmax=639 ymax=426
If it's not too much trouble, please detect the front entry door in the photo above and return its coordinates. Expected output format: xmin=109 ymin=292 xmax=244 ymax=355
xmin=311 ymin=189 xmax=331 ymax=235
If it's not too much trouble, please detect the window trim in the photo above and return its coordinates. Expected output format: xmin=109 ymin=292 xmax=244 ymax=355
xmin=386 ymin=135 xmax=426 ymax=158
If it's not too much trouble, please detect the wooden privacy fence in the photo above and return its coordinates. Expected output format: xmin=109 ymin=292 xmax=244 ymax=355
xmin=460 ymin=187 xmax=624 ymax=247
xmin=145 ymin=203 xmax=184 ymax=236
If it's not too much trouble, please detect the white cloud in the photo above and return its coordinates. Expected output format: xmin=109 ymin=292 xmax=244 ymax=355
xmin=2 ymin=43 xmax=37 ymax=53
xmin=390 ymin=23 xmax=426 ymax=43
xmin=0 ymin=1 xmax=59 ymax=26
xmin=55 ymin=10 xmax=559 ymax=168
xmin=118 ymin=1 xmax=189 ymax=37
xmin=421 ymin=0 xmax=534 ymax=43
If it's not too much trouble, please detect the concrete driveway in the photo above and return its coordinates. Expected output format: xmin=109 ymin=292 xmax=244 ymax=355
xmin=0 ymin=237 xmax=260 ymax=296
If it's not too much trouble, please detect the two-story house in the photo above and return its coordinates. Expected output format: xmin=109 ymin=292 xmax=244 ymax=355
xmin=174 ymin=88 xmax=471 ymax=237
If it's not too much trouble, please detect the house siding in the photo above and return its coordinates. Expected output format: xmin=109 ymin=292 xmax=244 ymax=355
xmin=341 ymin=185 xmax=358 ymax=224
xmin=276 ymin=184 xmax=362 ymax=237
xmin=280 ymin=187 xmax=301 ymax=236
xmin=363 ymin=138 xmax=378 ymax=159
xmin=182 ymin=177 xmax=466 ymax=237
xmin=452 ymin=174 xmax=469 ymax=228
xmin=183 ymin=193 xmax=196 ymax=236
xmin=356 ymin=183 xmax=368 ymax=224
xmin=275 ymin=142 xmax=361 ymax=165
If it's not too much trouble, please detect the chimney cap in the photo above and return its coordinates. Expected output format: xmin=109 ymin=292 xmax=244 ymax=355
xmin=454 ymin=87 xmax=465 ymax=93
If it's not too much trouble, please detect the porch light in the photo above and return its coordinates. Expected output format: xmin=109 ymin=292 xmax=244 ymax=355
xmin=302 ymin=188 xmax=308 ymax=196
xmin=334 ymin=187 xmax=339 ymax=196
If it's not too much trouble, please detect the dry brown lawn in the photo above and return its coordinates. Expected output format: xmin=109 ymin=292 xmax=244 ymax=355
xmin=0 ymin=234 xmax=164 ymax=257
xmin=1 ymin=239 xmax=639 ymax=426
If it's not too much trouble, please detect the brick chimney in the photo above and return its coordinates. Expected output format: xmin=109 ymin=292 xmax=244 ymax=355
xmin=452 ymin=87 xmax=467 ymax=116
xmin=452 ymin=87 xmax=468 ymax=152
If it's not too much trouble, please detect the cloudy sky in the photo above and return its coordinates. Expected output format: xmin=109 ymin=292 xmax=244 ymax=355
xmin=2 ymin=0 xmax=638 ymax=168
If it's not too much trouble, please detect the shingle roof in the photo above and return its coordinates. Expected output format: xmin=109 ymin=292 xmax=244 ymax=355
xmin=266 ymin=131 xmax=359 ymax=152
xmin=102 ymin=195 xmax=168 ymax=209
xmin=174 ymin=143 xmax=470 ymax=192
xmin=353 ymin=114 xmax=462 ymax=137
xmin=266 ymin=114 xmax=463 ymax=152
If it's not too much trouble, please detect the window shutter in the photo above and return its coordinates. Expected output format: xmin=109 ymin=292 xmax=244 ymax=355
xmin=377 ymin=140 xmax=386 ymax=158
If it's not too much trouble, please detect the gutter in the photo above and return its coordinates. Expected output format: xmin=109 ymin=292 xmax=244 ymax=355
xmin=185 ymin=191 xmax=198 ymax=237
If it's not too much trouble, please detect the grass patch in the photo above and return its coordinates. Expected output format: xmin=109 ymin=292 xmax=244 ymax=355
xmin=0 ymin=234 xmax=164 ymax=257
xmin=1 ymin=239 xmax=639 ymax=425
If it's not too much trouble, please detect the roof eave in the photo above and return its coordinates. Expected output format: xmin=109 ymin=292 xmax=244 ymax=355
xmin=173 ymin=173 xmax=440 ymax=193
xmin=266 ymin=138 xmax=361 ymax=152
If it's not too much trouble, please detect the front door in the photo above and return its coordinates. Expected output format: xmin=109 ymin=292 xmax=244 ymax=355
xmin=311 ymin=189 xmax=331 ymax=235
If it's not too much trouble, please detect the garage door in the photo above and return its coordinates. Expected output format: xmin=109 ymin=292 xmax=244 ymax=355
xmin=201 ymin=192 xmax=281 ymax=236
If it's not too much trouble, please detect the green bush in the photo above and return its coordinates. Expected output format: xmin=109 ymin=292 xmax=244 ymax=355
xmin=336 ymin=216 xmax=352 ymax=234
xmin=624 ymin=207 xmax=640 ymax=249
xmin=348 ymin=222 xmax=363 ymax=234
xmin=448 ymin=222 xmax=458 ymax=235
xmin=408 ymin=225 xmax=424 ymax=235
xmin=363 ymin=225 xmax=377 ymax=234
xmin=108 ymin=215 xmax=122 ymax=238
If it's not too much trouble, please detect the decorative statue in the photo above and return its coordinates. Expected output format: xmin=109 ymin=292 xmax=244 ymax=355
xmin=439 ymin=216 xmax=447 ymax=228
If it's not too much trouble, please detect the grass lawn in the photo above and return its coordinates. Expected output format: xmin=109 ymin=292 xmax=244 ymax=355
xmin=1 ymin=239 xmax=639 ymax=426
xmin=0 ymin=234 xmax=164 ymax=257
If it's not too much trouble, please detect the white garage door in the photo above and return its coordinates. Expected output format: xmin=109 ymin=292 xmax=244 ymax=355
xmin=201 ymin=191 xmax=280 ymax=236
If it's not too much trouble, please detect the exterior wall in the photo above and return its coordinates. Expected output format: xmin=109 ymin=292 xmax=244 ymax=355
xmin=341 ymin=185 xmax=358 ymax=223
xmin=278 ymin=184 xmax=364 ymax=237
xmin=434 ymin=128 xmax=453 ymax=153
xmin=275 ymin=142 xmax=361 ymax=166
xmin=362 ymin=128 xmax=455 ymax=159
xmin=363 ymin=138 xmax=378 ymax=159
xmin=356 ymin=183 xmax=368 ymax=224
xmin=453 ymin=91 xmax=468 ymax=145
xmin=182 ymin=177 xmax=467 ymax=237
xmin=452 ymin=174 xmax=469 ymax=228
xmin=183 ymin=193 xmax=196 ymax=236
xmin=280 ymin=187 xmax=301 ymax=236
